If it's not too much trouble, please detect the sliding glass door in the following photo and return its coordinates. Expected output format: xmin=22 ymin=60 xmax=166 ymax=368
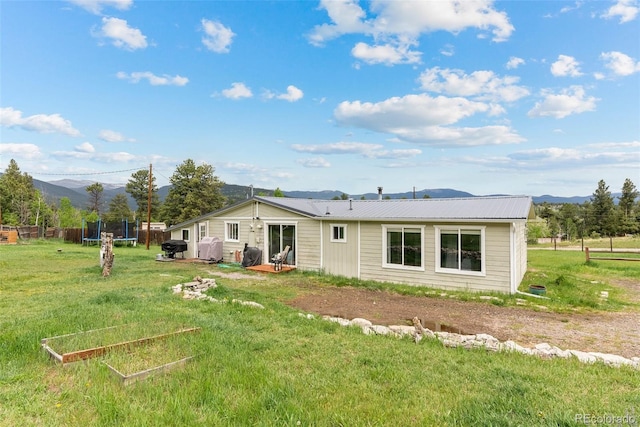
xmin=267 ymin=224 xmax=296 ymax=265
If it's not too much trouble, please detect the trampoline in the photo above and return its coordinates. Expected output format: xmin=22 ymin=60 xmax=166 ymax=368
xmin=82 ymin=219 xmax=139 ymax=246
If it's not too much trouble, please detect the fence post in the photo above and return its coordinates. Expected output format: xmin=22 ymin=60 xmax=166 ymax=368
xmin=585 ymin=247 xmax=590 ymax=262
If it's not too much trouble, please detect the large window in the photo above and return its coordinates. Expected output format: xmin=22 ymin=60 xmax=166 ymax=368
xmin=436 ymin=227 xmax=484 ymax=274
xmin=383 ymin=225 xmax=423 ymax=269
xmin=225 ymin=222 xmax=239 ymax=242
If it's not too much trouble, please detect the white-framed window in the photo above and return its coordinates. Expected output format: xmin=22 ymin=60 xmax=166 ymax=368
xmin=330 ymin=224 xmax=347 ymax=243
xmin=225 ymin=221 xmax=239 ymax=242
xmin=182 ymin=229 xmax=190 ymax=241
xmin=382 ymin=225 xmax=424 ymax=270
xmin=199 ymin=223 xmax=207 ymax=240
xmin=435 ymin=226 xmax=485 ymax=275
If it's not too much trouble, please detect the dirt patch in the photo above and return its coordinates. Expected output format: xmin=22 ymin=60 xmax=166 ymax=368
xmin=286 ymin=286 xmax=640 ymax=358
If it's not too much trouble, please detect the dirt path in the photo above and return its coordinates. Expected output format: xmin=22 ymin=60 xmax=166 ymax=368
xmin=286 ymin=286 xmax=640 ymax=358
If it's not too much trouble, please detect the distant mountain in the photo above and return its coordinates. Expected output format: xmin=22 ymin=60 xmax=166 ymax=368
xmin=48 ymin=179 xmax=123 ymax=190
xmin=33 ymin=178 xmax=626 ymax=209
xmin=32 ymin=179 xmax=274 ymax=209
xmin=284 ymin=188 xmax=476 ymax=200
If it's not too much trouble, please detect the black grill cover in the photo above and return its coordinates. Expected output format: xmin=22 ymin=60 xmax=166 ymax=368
xmin=162 ymin=240 xmax=188 ymax=258
xmin=241 ymin=247 xmax=262 ymax=267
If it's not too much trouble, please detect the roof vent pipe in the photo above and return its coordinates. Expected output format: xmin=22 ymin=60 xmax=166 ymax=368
xmin=377 ymin=186 xmax=383 ymax=200
xmin=349 ymin=199 xmax=353 ymax=210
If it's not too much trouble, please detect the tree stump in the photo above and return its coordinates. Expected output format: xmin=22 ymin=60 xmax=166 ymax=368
xmin=101 ymin=232 xmax=114 ymax=277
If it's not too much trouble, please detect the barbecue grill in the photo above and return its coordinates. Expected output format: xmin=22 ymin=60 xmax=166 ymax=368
xmin=161 ymin=240 xmax=187 ymax=258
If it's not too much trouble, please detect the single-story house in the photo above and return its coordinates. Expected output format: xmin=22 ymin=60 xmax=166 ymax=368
xmin=166 ymin=195 xmax=535 ymax=294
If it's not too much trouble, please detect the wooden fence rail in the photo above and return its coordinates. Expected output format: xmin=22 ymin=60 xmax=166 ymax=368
xmin=585 ymin=247 xmax=640 ymax=262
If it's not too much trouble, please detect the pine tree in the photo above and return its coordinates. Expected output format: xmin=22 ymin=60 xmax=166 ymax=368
xmin=160 ymin=159 xmax=226 ymax=227
xmin=589 ymin=180 xmax=616 ymax=237
xmin=125 ymin=169 xmax=160 ymax=221
xmin=618 ymin=178 xmax=639 ymax=234
xmin=0 ymin=159 xmax=35 ymax=225
xmin=85 ymin=182 xmax=104 ymax=216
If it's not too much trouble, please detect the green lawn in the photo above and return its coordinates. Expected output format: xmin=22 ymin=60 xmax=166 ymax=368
xmin=1 ymin=239 xmax=638 ymax=426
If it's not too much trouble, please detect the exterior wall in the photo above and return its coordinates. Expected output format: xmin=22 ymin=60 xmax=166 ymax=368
xmin=356 ymin=221 xmax=514 ymax=293
xmin=514 ymin=220 xmax=528 ymax=288
xmin=168 ymin=200 xmax=529 ymax=294
xmin=320 ymin=221 xmax=359 ymax=277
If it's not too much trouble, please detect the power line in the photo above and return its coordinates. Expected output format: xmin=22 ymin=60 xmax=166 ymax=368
xmin=33 ymin=167 xmax=148 ymax=176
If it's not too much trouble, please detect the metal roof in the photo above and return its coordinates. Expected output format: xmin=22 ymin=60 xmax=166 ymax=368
xmin=255 ymin=195 xmax=535 ymax=221
xmin=166 ymin=195 xmax=534 ymax=231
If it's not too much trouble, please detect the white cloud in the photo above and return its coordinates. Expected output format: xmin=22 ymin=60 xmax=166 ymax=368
xmin=587 ymin=140 xmax=640 ymax=149
xmin=364 ymin=148 xmax=422 ymax=159
xmin=97 ymin=17 xmax=147 ymax=50
xmin=333 ymin=94 xmax=524 ymax=147
xmin=550 ymin=55 xmax=583 ymax=77
xmin=0 ymin=143 xmax=42 ymax=160
xmin=600 ymin=51 xmax=640 ymax=76
xmin=506 ymin=146 xmax=640 ymax=170
xmin=116 ymin=71 xmax=188 ymax=86
xmin=506 ymin=56 xmax=525 ymax=69
xmin=292 ymin=142 xmax=383 ymax=155
xmin=297 ymin=157 xmax=331 ymax=168
xmin=351 ymin=42 xmax=421 ymax=65
xmin=440 ymin=44 xmax=455 ymax=57
xmin=560 ymin=2 xmax=583 ymax=14
xmin=277 ymin=85 xmax=304 ymax=102
xmin=335 ymin=94 xmax=490 ymax=129
xmin=291 ymin=142 xmax=421 ymax=160
xmin=67 ymin=0 xmax=132 ymax=14
xmin=201 ymin=19 xmax=235 ymax=53
xmin=263 ymin=85 xmax=304 ymax=102
xmin=98 ymin=129 xmax=135 ymax=143
xmin=528 ymin=86 xmax=598 ymax=119
xmin=52 ymin=149 xmax=136 ymax=162
xmin=307 ymin=0 xmax=369 ymax=46
xmin=0 ymin=107 xmax=81 ymax=137
xmin=309 ymin=0 xmax=514 ymax=66
xmin=75 ymin=142 xmax=96 ymax=153
xmin=220 ymin=82 xmax=253 ymax=100
xmin=601 ymin=0 xmax=639 ymax=23
xmin=418 ymin=67 xmax=530 ymax=102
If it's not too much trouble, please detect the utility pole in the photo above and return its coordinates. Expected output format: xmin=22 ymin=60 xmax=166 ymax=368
xmin=145 ymin=163 xmax=152 ymax=250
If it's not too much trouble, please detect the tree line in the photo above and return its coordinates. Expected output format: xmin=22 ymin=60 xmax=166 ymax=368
xmin=528 ymin=179 xmax=640 ymax=242
xmin=0 ymin=158 xmax=225 ymax=229
xmin=1 ymin=158 xmax=638 ymax=238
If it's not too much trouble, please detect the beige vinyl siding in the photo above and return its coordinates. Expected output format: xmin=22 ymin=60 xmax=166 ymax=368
xmin=290 ymin=219 xmax=322 ymax=271
xmin=358 ymin=222 xmax=513 ymax=293
xmin=514 ymin=220 xmax=528 ymax=285
xmin=321 ymin=221 xmax=359 ymax=277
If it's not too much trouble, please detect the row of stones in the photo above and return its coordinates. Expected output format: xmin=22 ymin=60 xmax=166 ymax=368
xmin=318 ymin=315 xmax=640 ymax=370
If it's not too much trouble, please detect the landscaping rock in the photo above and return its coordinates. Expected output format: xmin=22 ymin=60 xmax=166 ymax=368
xmin=319 ymin=315 xmax=639 ymax=370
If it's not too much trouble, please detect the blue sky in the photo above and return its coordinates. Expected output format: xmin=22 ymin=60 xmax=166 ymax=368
xmin=1 ymin=0 xmax=638 ymax=197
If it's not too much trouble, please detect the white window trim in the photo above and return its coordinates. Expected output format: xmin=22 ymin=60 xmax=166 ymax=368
xmin=225 ymin=221 xmax=239 ymax=242
xmin=181 ymin=229 xmax=190 ymax=242
xmin=199 ymin=222 xmax=207 ymax=240
xmin=434 ymin=225 xmax=486 ymax=277
xmin=381 ymin=224 xmax=425 ymax=271
xmin=330 ymin=224 xmax=347 ymax=243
